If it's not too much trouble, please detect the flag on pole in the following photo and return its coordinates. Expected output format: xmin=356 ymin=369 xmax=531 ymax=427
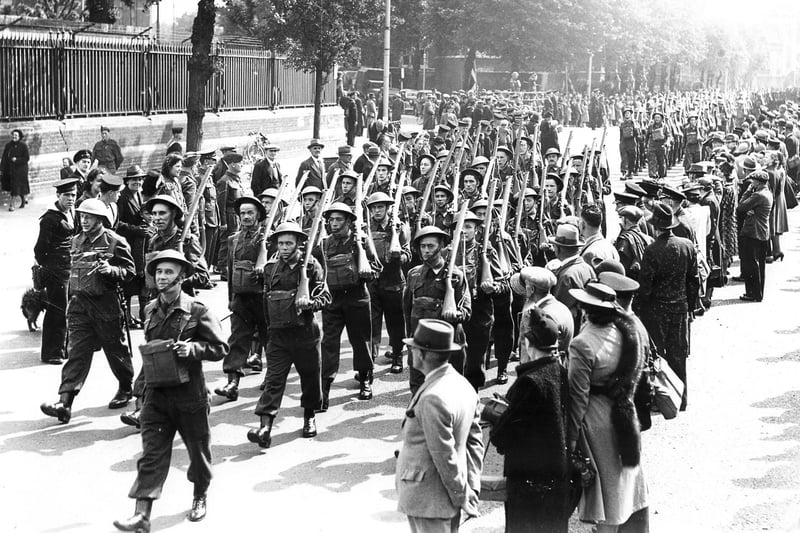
xmin=463 ymin=49 xmax=477 ymax=93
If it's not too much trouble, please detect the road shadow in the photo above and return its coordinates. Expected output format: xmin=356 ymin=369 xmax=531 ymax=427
xmin=732 ymin=390 xmax=800 ymax=491
xmin=708 ymin=297 xmax=750 ymax=308
xmin=252 ymin=453 xmax=396 ymax=494
xmin=758 ymin=350 xmax=800 ymax=364
xmin=0 ymin=417 xmax=134 ymax=457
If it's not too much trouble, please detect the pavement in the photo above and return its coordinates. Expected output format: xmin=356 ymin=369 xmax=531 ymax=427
xmin=1 ymin=126 xmax=800 ymax=532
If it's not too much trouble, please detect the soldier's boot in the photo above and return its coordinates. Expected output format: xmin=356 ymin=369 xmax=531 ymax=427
xmin=247 ymin=415 xmax=274 ymax=448
xmin=317 ymin=378 xmax=334 ymax=413
xmin=214 ymin=373 xmax=240 ymax=401
xmin=358 ymin=370 xmax=373 ymax=401
xmin=108 ymin=387 xmax=133 ymax=409
xmin=120 ymin=398 xmax=142 ymax=429
xmin=113 ymin=498 xmax=152 ymax=532
xmin=246 ymin=352 xmax=263 ymax=373
xmin=40 ymin=392 xmax=74 ymax=424
xmin=302 ymin=408 xmax=317 ymax=438
xmin=188 ymin=492 xmax=207 ymax=522
xmin=390 ymin=352 xmax=403 ymax=374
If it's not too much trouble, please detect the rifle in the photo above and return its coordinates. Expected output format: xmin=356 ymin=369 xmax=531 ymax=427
xmin=583 ymin=138 xmax=599 ymax=207
xmin=282 ymin=170 xmax=310 ymax=223
xmin=417 ymin=158 xmax=440 ymax=233
xmin=255 ymin=178 xmax=291 ymax=271
xmin=574 ymin=143 xmax=592 ymax=216
xmin=480 ymin=180 xmax=498 ymax=289
xmin=438 ymin=129 xmax=464 ymax=188
xmin=295 ymin=180 xmax=333 ymax=310
xmin=388 ymin=170 xmax=407 ymax=256
xmin=441 ymin=201 xmax=469 ymax=322
xmin=116 ymin=284 xmax=133 ymax=357
xmin=595 ymin=126 xmax=608 ymax=206
xmin=481 ymin=129 xmax=501 ymax=197
xmin=178 ymin=162 xmax=215 ymax=254
xmin=354 ymin=172 xmax=375 ymax=277
xmin=512 ymin=172 xmax=527 ymax=262
xmin=495 ymin=176 xmax=513 ymax=274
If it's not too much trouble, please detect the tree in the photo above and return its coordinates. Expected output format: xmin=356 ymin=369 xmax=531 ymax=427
xmin=186 ymin=0 xmax=218 ymax=151
xmin=86 ymin=0 xmax=116 ymax=23
xmin=13 ymin=0 xmax=85 ymax=20
xmin=226 ymin=0 xmax=383 ymax=137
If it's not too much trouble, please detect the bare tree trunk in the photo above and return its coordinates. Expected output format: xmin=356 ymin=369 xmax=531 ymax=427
xmin=313 ymin=66 xmax=326 ymax=138
xmin=186 ymin=0 xmax=217 ymax=152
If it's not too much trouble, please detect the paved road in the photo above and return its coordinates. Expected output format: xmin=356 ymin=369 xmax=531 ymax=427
xmin=2 ymin=127 xmax=800 ymax=532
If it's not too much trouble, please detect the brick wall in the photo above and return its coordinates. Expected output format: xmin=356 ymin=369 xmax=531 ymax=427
xmin=1 ymin=106 xmax=348 ymax=196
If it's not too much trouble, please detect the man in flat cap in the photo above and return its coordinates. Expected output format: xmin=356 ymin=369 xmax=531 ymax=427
xmin=736 ymin=171 xmax=773 ymax=302
xmin=93 ymin=126 xmax=124 ymax=173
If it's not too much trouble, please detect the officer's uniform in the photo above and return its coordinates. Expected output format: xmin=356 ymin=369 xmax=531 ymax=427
xmin=34 ymin=198 xmax=77 ymax=362
xmin=59 ymin=223 xmax=136 ymax=398
xmin=367 ymin=215 xmax=411 ymax=365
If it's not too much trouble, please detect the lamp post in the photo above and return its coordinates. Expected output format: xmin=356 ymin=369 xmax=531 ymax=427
xmin=382 ymin=0 xmax=391 ymax=120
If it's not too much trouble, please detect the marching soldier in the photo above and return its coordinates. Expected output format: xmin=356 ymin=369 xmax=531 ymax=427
xmin=619 ymin=107 xmax=638 ymax=179
xmin=460 ymin=168 xmax=483 ymax=207
xmin=430 ymin=185 xmax=454 ymax=230
xmin=113 ymin=250 xmax=227 ymax=532
xmin=367 ymin=158 xmax=394 ymax=196
xmin=40 ymin=198 xmax=136 ymax=424
xmin=365 ymin=192 xmax=411 ymax=373
xmin=248 ymin=222 xmax=330 ymax=448
xmin=333 ymin=170 xmax=358 ymax=206
xmin=300 ymin=186 xmax=324 ymax=232
xmin=34 ymin=177 xmax=79 ymax=364
xmin=120 ymin=194 xmax=210 ymax=429
xmin=646 ymin=110 xmax=671 ymax=180
xmin=313 ymin=202 xmax=375 ymax=408
xmin=214 ymin=196 xmax=270 ymax=401
xmin=403 ymin=226 xmax=471 ymax=394
xmin=457 ymin=210 xmax=508 ymax=389
xmin=683 ymin=113 xmax=705 ymax=172
xmin=216 ymin=152 xmax=247 ymax=279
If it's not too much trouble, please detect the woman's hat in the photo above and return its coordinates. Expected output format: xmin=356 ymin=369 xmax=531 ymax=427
xmin=569 ymin=282 xmax=618 ymax=310
xmin=403 ymin=319 xmax=461 ymax=353
xmin=598 ymin=272 xmax=640 ymax=294
xmin=524 ymin=307 xmax=560 ymax=350
xmin=124 ymin=165 xmax=148 ymax=180
xmin=146 ymin=249 xmax=194 ymax=277
xmin=510 ymin=266 xmax=557 ymax=295
xmin=648 ymin=203 xmax=679 ymax=230
xmin=234 ymin=196 xmax=267 ymax=221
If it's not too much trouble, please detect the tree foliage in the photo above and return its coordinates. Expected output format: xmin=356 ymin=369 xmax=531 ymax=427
xmin=12 ymin=0 xmax=85 ymax=20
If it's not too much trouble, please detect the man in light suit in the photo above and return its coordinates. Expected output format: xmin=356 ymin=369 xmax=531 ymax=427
xmin=296 ymin=139 xmax=326 ymax=190
xmin=396 ymin=319 xmax=483 ymax=533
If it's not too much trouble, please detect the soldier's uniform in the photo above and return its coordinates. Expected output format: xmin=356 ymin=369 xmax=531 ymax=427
xmin=403 ymin=226 xmax=471 ymax=394
xmin=41 ymin=199 xmax=136 ymax=423
xmin=122 ymin=250 xmax=227 ymax=528
xmin=619 ymin=109 xmax=638 ymax=178
xmin=215 ymin=197 xmax=270 ymax=401
xmin=34 ymin=179 xmax=79 ymax=363
xmin=215 ymin=159 xmax=246 ymax=277
xmin=312 ymin=203 xmax=375 ymax=405
xmin=646 ymin=112 xmax=671 ymax=179
xmin=251 ymin=222 xmax=331 ymax=446
xmin=365 ymin=193 xmax=411 ymax=371
xmin=683 ymin=116 xmax=704 ymax=172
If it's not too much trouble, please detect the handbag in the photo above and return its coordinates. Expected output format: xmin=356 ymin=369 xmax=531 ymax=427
xmin=479 ymin=394 xmax=508 ymax=502
xmin=651 ymin=355 xmax=684 ymax=420
xmin=785 ymin=179 xmax=798 ymax=210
